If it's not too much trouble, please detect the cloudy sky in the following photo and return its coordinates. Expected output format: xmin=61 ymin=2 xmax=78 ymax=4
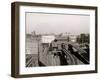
xmin=26 ymin=12 xmax=90 ymax=35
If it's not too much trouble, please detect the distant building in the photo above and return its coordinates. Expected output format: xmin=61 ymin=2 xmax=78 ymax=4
xmin=41 ymin=35 xmax=55 ymax=43
xmin=26 ymin=34 xmax=41 ymax=54
xmin=25 ymin=34 xmax=41 ymax=67
xmin=76 ymin=34 xmax=89 ymax=43
xmin=70 ymin=35 xmax=77 ymax=42
xmin=31 ymin=31 xmax=36 ymax=35
xmin=56 ymin=33 xmax=77 ymax=43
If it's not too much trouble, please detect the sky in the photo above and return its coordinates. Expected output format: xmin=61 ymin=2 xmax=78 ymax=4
xmin=26 ymin=12 xmax=90 ymax=35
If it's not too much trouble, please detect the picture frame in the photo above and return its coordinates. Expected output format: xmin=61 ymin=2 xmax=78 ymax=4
xmin=11 ymin=2 xmax=98 ymax=78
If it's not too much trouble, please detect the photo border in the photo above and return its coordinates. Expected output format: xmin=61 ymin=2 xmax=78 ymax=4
xmin=11 ymin=2 xmax=98 ymax=78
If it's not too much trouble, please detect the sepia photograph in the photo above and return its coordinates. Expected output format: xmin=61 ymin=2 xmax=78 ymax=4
xmin=25 ymin=12 xmax=90 ymax=67
xmin=11 ymin=2 xmax=97 ymax=77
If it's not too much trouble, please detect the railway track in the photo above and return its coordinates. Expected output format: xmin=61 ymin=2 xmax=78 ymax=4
xmin=26 ymin=42 xmax=89 ymax=67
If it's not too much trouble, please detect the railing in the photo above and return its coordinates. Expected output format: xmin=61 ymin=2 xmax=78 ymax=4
xmin=26 ymin=54 xmax=38 ymax=67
